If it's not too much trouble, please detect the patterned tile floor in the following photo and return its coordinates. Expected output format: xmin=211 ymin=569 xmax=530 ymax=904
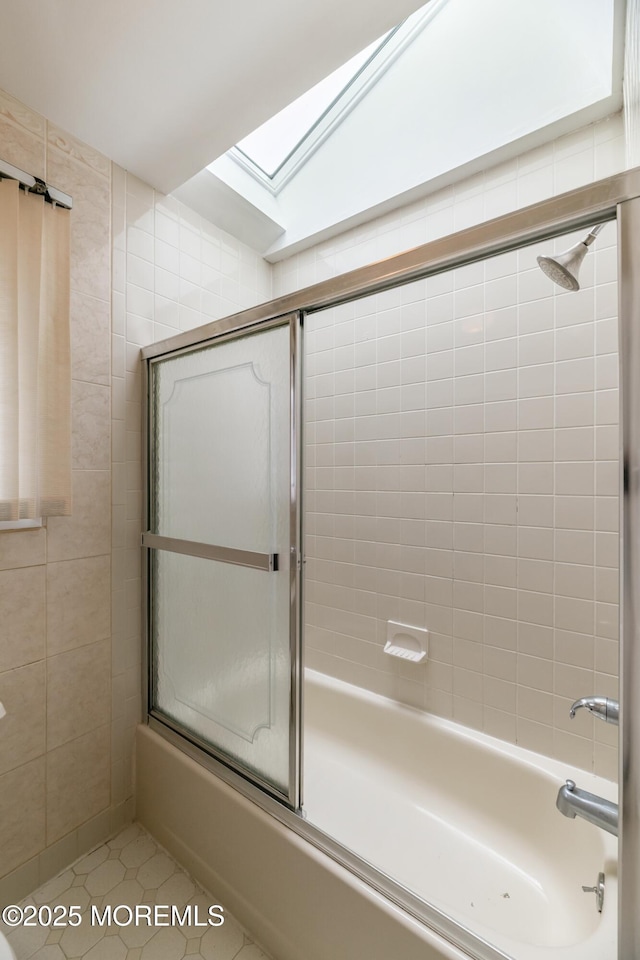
xmin=3 ymin=824 xmax=272 ymax=960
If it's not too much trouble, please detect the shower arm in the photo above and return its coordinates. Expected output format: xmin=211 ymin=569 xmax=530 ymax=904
xmin=584 ymin=223 xmax=605 ymax=246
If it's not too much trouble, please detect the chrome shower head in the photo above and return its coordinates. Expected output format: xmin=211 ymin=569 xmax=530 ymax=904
xmin=536 ymin=223 xmax=604 ymax=292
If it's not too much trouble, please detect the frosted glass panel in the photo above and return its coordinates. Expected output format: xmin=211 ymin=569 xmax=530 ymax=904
xmin=149 ymin=322 xmax=293 ymax=796
xmin=152 ymin=325 xmax=290 ymax=552
xmin=152 ymin=551 xmax=290 ymax=792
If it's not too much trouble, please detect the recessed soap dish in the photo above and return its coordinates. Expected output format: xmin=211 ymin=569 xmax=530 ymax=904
xmin=384 ymin=621 xmax=428 ymax=663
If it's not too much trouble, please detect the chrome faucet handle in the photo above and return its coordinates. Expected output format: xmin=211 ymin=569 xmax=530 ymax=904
xmin=581 ymin=872 xmax=605 ymax=913
xmin=569 ymin=696 xmax=619 ymax=725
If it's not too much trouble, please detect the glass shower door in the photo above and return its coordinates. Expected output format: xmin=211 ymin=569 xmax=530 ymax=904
xmin=144 ymin=316 xmax=300 ymax=805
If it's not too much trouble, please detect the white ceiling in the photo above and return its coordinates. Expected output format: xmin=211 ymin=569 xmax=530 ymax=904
xmin=0 ymin=0 xmax=426 ymax=194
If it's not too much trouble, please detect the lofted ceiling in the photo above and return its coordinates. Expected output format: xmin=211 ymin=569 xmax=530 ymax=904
xmin=0 ymin=0 xmax=426 ymax=194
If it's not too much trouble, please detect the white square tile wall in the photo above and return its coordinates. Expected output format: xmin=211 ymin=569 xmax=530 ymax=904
xmin=303 ymin=221 xmax=619 ymax=778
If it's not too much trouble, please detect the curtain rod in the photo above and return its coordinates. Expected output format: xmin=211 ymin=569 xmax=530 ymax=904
xmin=0 ymin=157 xmax=73 ymax=210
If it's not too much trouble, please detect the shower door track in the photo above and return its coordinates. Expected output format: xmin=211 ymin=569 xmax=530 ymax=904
xmin=142 ymin=166 xmax=640 ymax=960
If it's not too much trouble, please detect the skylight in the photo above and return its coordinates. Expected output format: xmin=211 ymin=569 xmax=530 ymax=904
xmin=192 ymin=0 xmax=621 ymax=261
xmin=209 ymin=1 xmax=452 ymax=194
xmin=234 ymin=30 xmax=395 ymax=179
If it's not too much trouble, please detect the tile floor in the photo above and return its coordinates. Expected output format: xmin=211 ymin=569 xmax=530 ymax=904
xmin=2 ymin=823 xmax=272 ymax=960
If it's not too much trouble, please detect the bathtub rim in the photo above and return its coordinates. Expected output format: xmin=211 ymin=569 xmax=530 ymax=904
xmin=145 ymin=715 xmax=511 ymax=960
xmin=137 ymin=722 xmax=471 ymax=960
xmin=303 ymin=668 xmax=618 ymax=956
xmin=147 ymin=666 xmax=617 ymax=960
xmin=304 ymin=668 xmax=619 ymax=804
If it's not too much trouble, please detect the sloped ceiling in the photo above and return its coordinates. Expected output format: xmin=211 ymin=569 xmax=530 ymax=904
xmin=0 ymin=0 xmax=426 ymax=194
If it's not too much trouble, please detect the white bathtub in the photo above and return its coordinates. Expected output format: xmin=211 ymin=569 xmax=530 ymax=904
xmin=137 ymin=668 xmax=618 ymax=960
xmin=303 ymin=669 xmax=618 ymax=960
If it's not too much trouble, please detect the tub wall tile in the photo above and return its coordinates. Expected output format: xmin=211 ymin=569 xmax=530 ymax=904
xmin=71 ymin=381 xmax=111 ymax=470
xmin=0 ymin=566 xmax=46 ymax=672
xmin=0 ymin=527 xmax=46 ymax=571
xmin=70 ymin=292 xmax=111 ymax=386
xmin=46 ymin=555 xmax=111 ymax=656
xmin=46 ymin=470 xmax=111 ymax=562
xmin=46 ymin=640 xmax=111 ymax=750
xmin=0 ymin=760 xmax=46 ymax=876
xmin=297 ymin=118 xmax=624 ymax=779
xmin=0 ymin=663 xmax=46 ymax=775
xmin=46 ymin=145 xmax=111 ymax=303
xmin=46 ymin=725 xmax=111 ymax=844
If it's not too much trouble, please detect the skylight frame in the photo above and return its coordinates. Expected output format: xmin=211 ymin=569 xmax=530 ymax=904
xmin=233 ymin=32 xmax=395 ymax=181
xmin=227 ymin=0 xmax=449 ymax=195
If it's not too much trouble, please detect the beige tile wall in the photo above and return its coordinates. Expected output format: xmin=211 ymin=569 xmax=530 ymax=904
xmin=0 ymin=88 xmax=120 ymax=903
xmin=109 ymin=165 xmax=273 ymax=843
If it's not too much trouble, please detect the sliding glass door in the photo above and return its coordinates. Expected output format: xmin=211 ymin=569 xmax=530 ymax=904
xmin=144 ymin=315 xmax=301 ymax=806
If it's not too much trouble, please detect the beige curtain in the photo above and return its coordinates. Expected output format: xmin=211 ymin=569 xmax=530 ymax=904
xmin=0 ymin=177 xmax=71 ymax=519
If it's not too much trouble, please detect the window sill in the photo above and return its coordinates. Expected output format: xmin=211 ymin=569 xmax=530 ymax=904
xmin=0 ymin=518 xmax=44 ymax=531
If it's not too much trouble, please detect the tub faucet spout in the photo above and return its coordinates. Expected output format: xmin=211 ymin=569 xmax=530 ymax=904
xmin=569 ymin=696 xmax=619 ymax=725
xmin=556 ymin=779 xmax=618 ymax=837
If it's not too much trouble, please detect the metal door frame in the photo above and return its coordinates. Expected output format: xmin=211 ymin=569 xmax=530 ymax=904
xmin=142 ymin=312 xmax=302 ymax=809
xmin=142 ymin=167 xmax=640 ymax=959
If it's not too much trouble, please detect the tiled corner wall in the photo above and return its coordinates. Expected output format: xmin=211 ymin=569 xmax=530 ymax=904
xmin=110 ymin=167 xmax=272 ymax=837
xmin=291 ymin=114 xmax=627 ymax=779
xmin=0 ymin=88 xmax=121 ymax=904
